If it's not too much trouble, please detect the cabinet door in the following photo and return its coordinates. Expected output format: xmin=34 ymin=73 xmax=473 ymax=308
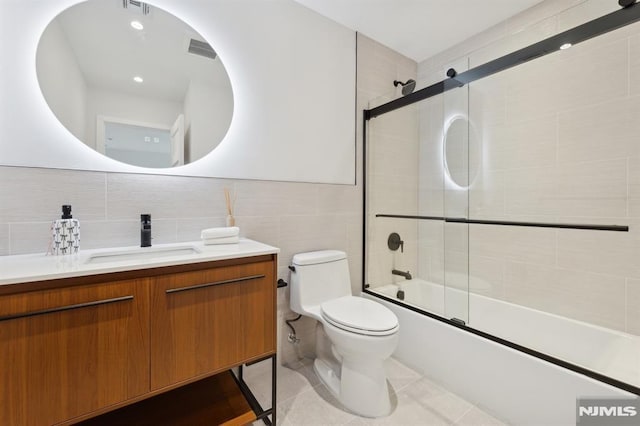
xmin=150 ymin=259 xmax=276 ymax=390
xmin=0 ymin=279 xmax=150 ymax=426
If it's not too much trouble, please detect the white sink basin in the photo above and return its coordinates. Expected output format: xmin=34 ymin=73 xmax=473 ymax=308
xmin=85 ymin=245 xmax=201 ymax=264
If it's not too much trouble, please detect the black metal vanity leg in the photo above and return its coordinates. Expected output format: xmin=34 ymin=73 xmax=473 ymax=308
xmin=272 ymin=354 xmax=277 ymax=425
xmin=233 ymin=354 xmax=276 ymax=425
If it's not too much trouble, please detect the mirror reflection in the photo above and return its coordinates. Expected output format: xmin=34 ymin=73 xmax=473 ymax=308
xmin=444 ymin=116 xmax=479 ymax=188
xmin=36 ymin=0 xmax=233 ymax=168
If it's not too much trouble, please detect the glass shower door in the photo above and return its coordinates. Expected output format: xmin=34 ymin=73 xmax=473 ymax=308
xmin=364 ymin=95 xmax=423 ymax=307
xmin=442 ymin=59 xmax=470 ymax=324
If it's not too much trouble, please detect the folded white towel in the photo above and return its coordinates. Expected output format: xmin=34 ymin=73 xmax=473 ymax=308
xmin=201 ymin=226 xmax=239 ymax=240
xmin=202 ymin=236 xmax=240 ymax=245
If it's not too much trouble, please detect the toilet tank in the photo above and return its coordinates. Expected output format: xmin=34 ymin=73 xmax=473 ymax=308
xmin=290 ymin=250 xmax=352 ymax=315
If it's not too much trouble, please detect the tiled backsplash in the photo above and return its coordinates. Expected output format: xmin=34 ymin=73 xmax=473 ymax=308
xmin=0 ymin=168 xmax=358 ymax=264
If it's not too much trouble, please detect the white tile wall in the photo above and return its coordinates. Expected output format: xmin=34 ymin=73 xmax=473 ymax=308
xmin=0 ymin=167 xmax=106 ymax=222
xmin=9 ymin=221 xmax=53 ymax=255
xmin=471 ymin=14 xmax=559 ymax=69
xmin=468 ymin=170 xmax=505 ymax=219
xmin=470 ymin=225 xmax=557 ymax=266
xmin=630 ymin=157 xmax=640 ymax=218
xmin=504 ymin=262 xmax=626 ymax=331
xmin=234 ymin=181 xmax=319 ymax=217
xmin=360 ymin=34 xmax=419 ymax=289
xmin=556 ymin=223 xmax=640 ymax=280
xmin=506 ymin=0 xmax=583 ymax=34
xmin=0 ymin=224 xmax=9 ymax=256
xmin=105 ymin=173 xmax=228 ymax=219
xmin=469 ymin=75 xmax=507 ymax=129
xmin=558 ymin=97 xmax=640 ymax=164
xmin=468 ymin=255 xmax=505 ymax=299
xmin=483 ymin=115 xmax=557 ymax=171
xmin=556 ymin=159 xmax=628 ymax=218
xmin=555 ymin=0 xmax=619 ymax=33
xmin=630 ymin=34 xmax=640 ymax=96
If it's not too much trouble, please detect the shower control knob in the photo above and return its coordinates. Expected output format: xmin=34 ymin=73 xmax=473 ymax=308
xmin=388 ymin=232 xmax=404 ymax=253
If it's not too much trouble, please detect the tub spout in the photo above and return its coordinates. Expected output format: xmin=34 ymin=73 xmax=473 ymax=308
xmin=392 ymin=269 xmax=412 ymax=280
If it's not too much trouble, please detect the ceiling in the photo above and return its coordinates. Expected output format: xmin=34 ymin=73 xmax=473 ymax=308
xmin=294 ymin=0 xmax=546 ymax=62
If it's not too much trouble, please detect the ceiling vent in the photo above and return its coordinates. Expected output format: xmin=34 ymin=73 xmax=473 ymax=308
xmin=122 ymin=0 xmax=150 ymax=16
xmin=188 ymin=39 xmax=217 ymax=60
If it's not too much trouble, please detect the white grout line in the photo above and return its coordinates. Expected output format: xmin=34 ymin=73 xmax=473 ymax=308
xmin=453 ymin=402 xmax=476 ymax=424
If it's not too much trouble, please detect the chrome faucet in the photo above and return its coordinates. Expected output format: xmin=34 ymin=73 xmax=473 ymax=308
xmin=392 ymin=269 xmax=412 ymax=280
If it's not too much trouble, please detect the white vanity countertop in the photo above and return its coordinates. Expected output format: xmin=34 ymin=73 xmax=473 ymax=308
xmin=0 ymin=239 xmax=279 ymax=286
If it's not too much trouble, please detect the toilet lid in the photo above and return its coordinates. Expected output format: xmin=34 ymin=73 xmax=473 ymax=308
xmin=321 ymin=296 xmax=399 ymax=336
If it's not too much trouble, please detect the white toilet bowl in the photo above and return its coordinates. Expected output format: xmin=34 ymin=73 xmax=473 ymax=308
xmin=317 ymin=302 xmax=399 ymax=416
xmin=289 ymin=251 xmax=399 ymax=418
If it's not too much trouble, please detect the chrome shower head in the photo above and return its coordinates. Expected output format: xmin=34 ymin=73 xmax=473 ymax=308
xmin=393 ymin=79 xmax=416 ymax=95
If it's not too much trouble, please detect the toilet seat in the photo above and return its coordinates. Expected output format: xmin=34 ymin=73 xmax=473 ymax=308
xmin=321 ymin=296 xmax=399 ymax=336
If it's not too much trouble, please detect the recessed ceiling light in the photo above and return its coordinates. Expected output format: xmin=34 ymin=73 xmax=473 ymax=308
xmin=130 ymin=20 xmax=144 ymax=30
xmin=133 ymin=76 xmax=143 ymax=83
xmin=560 ymin=43 xmax=572 ymax=50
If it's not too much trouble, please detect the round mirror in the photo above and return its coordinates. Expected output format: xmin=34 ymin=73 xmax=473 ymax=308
xmin=36 ymin=0 xmax=233 ymax=168
xmin=443 ymin=116 xmax=479 ymax=188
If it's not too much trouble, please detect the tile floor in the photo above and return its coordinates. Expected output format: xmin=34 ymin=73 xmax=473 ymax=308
xmin=243 ymin=357 xmax=507 ymax=425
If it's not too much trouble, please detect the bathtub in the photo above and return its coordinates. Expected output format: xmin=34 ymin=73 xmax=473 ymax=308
xmin=366 ymin=278 xmax=639 ymax=425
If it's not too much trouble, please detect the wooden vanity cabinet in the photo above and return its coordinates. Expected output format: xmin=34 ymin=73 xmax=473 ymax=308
xmin=0 ymin=278 xmax=150 ymax=426
xmin=0 ymin=253 xmax=276 ymax=426
xmin=150 ymin=258 xmax=276 ymax=390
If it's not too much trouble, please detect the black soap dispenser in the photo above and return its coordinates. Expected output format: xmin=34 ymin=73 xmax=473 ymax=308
xmin=140 ymin=214 xmax=152 ymax=247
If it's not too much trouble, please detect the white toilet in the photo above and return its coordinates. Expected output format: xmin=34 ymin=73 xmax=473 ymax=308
xmin=289 ymin=250 xmax=399 ymax=418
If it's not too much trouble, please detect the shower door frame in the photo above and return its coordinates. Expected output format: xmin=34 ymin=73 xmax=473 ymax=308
xmin=362 ymin=1 xmax=640 ymax=396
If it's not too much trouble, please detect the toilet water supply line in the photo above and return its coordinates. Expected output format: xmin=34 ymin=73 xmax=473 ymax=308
xmin=286 ymin=314 xmax=302 ymax=344
xmin=276 ymin=276 xmax=302 ymax=344
xmin=283 ymin=265 xmax=303 ymax=344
